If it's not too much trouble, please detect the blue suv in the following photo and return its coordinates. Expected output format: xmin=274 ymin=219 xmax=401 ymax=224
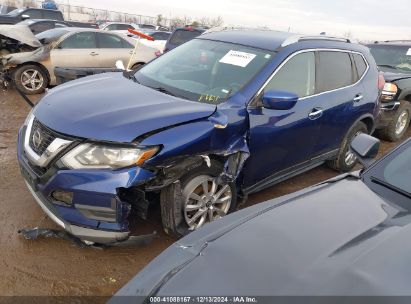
xmin=18 ymin=30 xmax=381 ymax=244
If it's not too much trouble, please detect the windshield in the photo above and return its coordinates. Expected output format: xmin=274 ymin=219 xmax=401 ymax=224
xmin=368 ymin=44 xmax=411 ymax=73
xmin=135 ymin=39 xmax=273 ymax=103
xmin=6 ymin=8 xmax=23 ymax=16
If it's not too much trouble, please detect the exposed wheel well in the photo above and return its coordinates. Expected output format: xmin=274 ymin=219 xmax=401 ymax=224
xmin=404 ymin=94 xmax=411 ymax=103
xmin=360 ymin=116 xmax=374 ymax=134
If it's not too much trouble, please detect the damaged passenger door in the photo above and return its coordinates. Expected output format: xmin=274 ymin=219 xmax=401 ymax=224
xmin=245 ymin=51 xmax=322 ymax=190
xmin=51 ymin=32 xmax=101 ymax=69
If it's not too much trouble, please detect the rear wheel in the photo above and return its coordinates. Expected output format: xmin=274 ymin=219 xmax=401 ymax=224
xmin=13 ymin=64 xmax=48 ymax=95
xmin=379 ymin=101 xmax=410 ymax=142
xmin=160 ymin=164 xmax=237 ymax=238
xmin=327 ymin=122 xmax=368 ymax=172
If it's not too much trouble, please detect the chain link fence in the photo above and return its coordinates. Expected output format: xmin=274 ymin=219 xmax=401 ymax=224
xmin=5 ymin=0 xmax=172 ymax=26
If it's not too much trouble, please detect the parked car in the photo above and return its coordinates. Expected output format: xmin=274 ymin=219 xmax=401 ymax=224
xmin=100 ymin=22 xmax=140 ymax=32
xmin=1 ymin=27 xmax=157 ymax=94
xmin=112 ymin=134 xmax=411 ymax=299
xmin=164 ymin=26 xmax=205 ymax=52
xmin=368 ymin=41 xmax=411 ymax=141
xmin=132 ymin=29 xmax=171 ymax=52
xmin=0 ymin=7 xmax=65 ymax=24
xmin=17 ymin=19 xmax=72 ymax=35
xmin=17 ymin=30 xmax=381 ymax=245
xmin=0 ymin=5 xmax=17 ymax=15
xmin=139 ymin=24 xmax=156 ymax=30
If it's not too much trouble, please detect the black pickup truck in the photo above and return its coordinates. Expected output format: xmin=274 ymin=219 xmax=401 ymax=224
xmin=0 ymin=7 xmax=97 ymax=28
xmin=368 ymin=41 xmax=411 ymax=141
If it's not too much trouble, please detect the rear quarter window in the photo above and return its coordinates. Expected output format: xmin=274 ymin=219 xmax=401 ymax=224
xmin=317 ymin=51 xmax=355 ymax=92
xmin=353 ymin=53 xmax=368 ymax=80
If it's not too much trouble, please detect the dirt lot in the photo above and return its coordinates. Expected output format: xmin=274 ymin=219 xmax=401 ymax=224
xmin=0 ymin=89 xmax=409 ymax=297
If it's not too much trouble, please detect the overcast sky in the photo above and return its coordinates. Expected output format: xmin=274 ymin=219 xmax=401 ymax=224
xmin=67 ymin=0 xmax=410 ymax=41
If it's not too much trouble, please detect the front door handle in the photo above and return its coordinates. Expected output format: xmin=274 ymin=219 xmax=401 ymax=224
xmin=353 ymin=94 xmax=363 ymax=102
xmin=308 ymin=108 xmax=323 ymax=120
xmin=90 ymin=52 xmax=99 ymax=56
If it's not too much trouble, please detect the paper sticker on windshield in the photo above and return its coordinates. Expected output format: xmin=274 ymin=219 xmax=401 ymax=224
xmin=407 ymin=48 xmax=411 ymax=56
xmin=219 ymin=50 xmax=256 ymax=67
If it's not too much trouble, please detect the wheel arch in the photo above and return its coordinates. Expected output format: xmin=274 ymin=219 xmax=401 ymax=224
xmin=14 ymin=61 xmax=51 ymax=83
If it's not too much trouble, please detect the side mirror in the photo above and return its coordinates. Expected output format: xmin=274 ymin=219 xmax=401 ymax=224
xmin=21 ymin=14 xmax=30 ymax=20
xmin=115 ymin=60 xmax=125 ymax=70
xmin=262 ymin=90 xmax=299 ymax=110
xmin=350 ymin=133 xmax=380 ymax=168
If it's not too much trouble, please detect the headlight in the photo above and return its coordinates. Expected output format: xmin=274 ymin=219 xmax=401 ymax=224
xmin=61 ymin=143 xmax=159 ymax=169
xmin=381 ymin=83 xmax=398 ymax=102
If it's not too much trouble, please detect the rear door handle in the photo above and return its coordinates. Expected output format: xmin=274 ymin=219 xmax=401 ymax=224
xmin=353 ymin=94 xmax=363 ymax=102
xmin=90 ymin=52 xmax=99 ymax=56
xmin=308 ymin=108 xmax=323 ymax=120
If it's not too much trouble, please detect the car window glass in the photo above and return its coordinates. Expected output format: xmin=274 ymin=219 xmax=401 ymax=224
xmin=382 ymin=145 xmax=411 ymax=193
xmin=30 ymin=22 xmax=53 ymax=34
xmin=169 ymin=30 xmax=202 ymax=46
xmin=317 ymin=51 xmax=354 ymax=92
xmin=116 ymin=24 xmax=133 ymax=30
xmin=55 ymin=22 xmax=68 ymax=28
xmin=43 ymin=10 xmax=62 ymax=20
xmin=59 ymin=32 xmax=97 ymax=49
xmin=105 ymin=24 xmax=117 ymax=31
xmin=265 ymin=52 xmax=315 ymax=98
xmin=353 ymin=53 xmax=367 ymax=79
xmin=25 ymin=9 xmax=42 ymax=19
xmin=98 ymin=33 xmax=124 ymax=48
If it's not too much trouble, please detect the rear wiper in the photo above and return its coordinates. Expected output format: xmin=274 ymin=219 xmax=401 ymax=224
xmin=370 ymin=176 xmax=411 ymax=199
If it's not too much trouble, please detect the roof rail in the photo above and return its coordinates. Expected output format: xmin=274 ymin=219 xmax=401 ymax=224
xmin=281 ymin=35 xmax=351 ymax=47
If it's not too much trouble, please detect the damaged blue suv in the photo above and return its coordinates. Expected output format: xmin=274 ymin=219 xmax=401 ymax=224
xmin=18 ymin=30 xmax=381 ymax=244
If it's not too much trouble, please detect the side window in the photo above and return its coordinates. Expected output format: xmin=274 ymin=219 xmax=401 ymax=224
xmin=98 ymin=33 xmax=124 ymax=48
xmin=59 ymin=32 xmax=97 ymax=49
xmin=116 ymin=24 xmax=133 ymax=31
xmin=105 ymin=24 xmax=117 ymax=31
xmin=30 ymin=22 xmax=54 ymax=34
xmin=265 ymin=52 xmax=315 ymax=98
xmin=24 ymin=9 xmax=42 ymax=19
xmin=43 ymin=10 xmax=63 ymax=20
xmin=317 ymin=51 xmax=354 ymax=92
xmin=353 ymin=53 xmax=368 ymax=80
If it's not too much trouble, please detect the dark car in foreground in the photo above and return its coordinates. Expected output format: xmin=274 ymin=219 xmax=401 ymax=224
xmin=368 ymin=41 xmax=411 ymax=141
xmin=112 ymin=134 xmax=411 ymax=299
xmin=0 ymin=7 xmax=64 ymax=24
xmin=17 ymin=30 xmax=380 ymax=245
xmin=163 ymin=26 xmax=205 ymax=52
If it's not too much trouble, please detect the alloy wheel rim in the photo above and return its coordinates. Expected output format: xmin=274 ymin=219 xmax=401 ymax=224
xmin=21 ymin=69 xmax=44 ymax=91
xmin=395 ymin=111 xmax=409 ymax=136
xmin=184 ymin=176 xmax=232 ymax=231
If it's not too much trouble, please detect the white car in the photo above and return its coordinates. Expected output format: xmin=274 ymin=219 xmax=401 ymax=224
xmin=131 ymin=30 xmax=171 ymax=52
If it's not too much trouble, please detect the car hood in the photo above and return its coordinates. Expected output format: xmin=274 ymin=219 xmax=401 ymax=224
xmin=113 ymin=176 xmax=411 ymax=298
xmin=381 ymin=70 xmax=411 ymax=82
xmin=34 ymin=73 xmax=217 ymax=142
xmin=0 ymin=24 xmax=42 ymax=47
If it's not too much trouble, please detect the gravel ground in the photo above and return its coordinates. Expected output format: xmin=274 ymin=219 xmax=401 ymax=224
xmin=0 ymin=89 xmax=409 ymax=297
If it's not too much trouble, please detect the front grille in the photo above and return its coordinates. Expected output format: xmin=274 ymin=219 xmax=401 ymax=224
xmin=29 ymin=118 xmax=59 ymax=156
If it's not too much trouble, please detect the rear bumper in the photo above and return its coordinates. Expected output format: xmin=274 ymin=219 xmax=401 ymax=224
xmin=376 ymin=101 xmax=401 ymax=129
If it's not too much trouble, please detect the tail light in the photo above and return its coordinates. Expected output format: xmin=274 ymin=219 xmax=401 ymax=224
xmin=378 ymin=73 xmax=385 ymax=90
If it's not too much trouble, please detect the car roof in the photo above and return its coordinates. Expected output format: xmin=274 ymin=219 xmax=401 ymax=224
xmin=198 ymin=29 xmax=357 ymax=52
xmin=19 ymin=19 xmax=67 ymax=24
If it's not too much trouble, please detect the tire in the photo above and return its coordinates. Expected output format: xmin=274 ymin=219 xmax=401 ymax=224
xmin=327 ymin=121 xmax=368 ymax=172
xmin=12 ymin=64 xmax=48 ymax=95
xmin=378 ymin=101 xmax=410 ymax=142
xmin=160 ymin=164 xmax=237 ymax=238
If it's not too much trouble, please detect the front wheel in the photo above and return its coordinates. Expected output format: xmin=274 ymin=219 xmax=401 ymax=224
xmin=160 ymin=165 xmax=237 ymax=238
xmin=12 ymin=64 xmax=48 ymax=95
xmin=327 ymin=122 xmax=368 ymax=172
xmin=379 ymin=101 xmax=410 ymax=142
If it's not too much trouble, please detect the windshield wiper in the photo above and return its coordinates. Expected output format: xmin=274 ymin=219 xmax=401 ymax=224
xmin=370 ymin=176 xmax=411 ymax=199
xmin=150 ymin=86 xmax=177 ymax=97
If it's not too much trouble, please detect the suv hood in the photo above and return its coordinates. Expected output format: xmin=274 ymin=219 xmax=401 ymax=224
xmin=381 ymin=70 xmax=411 ymax=82
xmin=34 ymin=73 xmax=217 ymax=142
